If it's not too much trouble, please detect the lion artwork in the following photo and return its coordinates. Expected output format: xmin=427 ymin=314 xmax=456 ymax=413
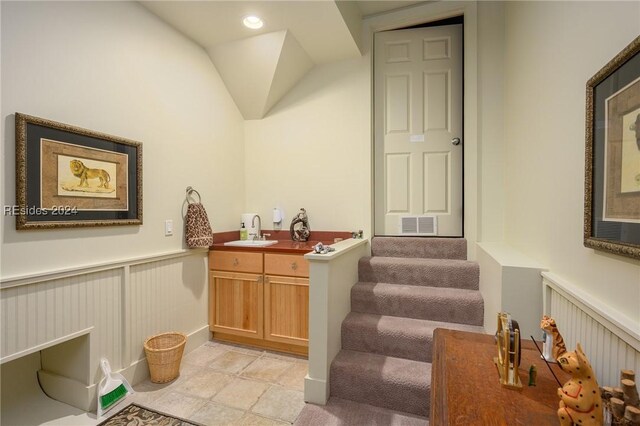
xmin=69 ymin=159 xmax=110 ymax=189
xmin=557 ymin=343 xmax=603 ymax=426
xmin=630 ymin=113 xmax=640 ymax=150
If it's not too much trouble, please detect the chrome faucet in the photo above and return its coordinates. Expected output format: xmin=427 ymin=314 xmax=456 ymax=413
xmin=251 ymin=215 xmax=262 ymax=240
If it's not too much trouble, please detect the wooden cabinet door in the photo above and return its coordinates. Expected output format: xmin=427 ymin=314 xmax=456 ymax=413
xmin=264 ymin=275 xmax=309 ymax=346
xmin=209 ymin=271 xmax=263 ymax=339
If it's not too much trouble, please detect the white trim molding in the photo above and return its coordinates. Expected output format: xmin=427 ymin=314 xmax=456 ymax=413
xmin=542 ymin=271 xmax=640 ymax=348
xmin=1 ymin=248 xmax=208 ymax=289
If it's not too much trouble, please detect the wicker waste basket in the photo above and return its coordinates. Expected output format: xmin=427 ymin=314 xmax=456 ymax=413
xmin=143 ymin=332 xmax=187 ymax=383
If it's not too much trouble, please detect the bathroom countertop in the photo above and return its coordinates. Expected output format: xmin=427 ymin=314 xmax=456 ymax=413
xmin=209 ymin=240 xmax=331 ymax=254
xmin=210 ymin=230 xmax=353 ymax=254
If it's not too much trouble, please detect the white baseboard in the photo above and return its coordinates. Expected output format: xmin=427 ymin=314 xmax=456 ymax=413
xmin=304 ymin=375 xmax=328 ymax=405
xmin=38 ymin=324 xmax=211 ymax=412
xmin=119 ymin=324 xmax=210 ymax=386
xmin=184 ymin=325 xmax=211 ymax=354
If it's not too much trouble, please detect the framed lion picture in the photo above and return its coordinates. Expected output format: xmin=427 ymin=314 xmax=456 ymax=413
xmin=15 ymin=113 xmax=142 ymax=229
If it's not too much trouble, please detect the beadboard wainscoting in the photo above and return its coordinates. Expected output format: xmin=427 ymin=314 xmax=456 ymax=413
xmin=0 ymin=249 xmax=210 ymax=411
xmin=542 ymin=272 xmax=640 ymax=388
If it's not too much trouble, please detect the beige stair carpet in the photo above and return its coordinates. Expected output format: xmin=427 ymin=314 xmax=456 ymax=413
xmin=295 ymin=237 xmax=484 ymax=423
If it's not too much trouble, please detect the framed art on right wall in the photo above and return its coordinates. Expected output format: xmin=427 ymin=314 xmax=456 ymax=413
xmin=585 ymin=35 xmax=640 ymax=260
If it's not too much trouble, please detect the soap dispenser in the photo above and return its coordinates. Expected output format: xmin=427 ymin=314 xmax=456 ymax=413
xmin=240 ymin=222 xmax=248 ymax=241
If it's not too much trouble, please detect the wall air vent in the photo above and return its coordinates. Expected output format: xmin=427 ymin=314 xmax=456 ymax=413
xmin=400 ymin=216 xmax=438 ymax=236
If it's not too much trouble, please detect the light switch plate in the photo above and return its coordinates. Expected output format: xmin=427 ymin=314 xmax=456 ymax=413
xmin=165 ymin=220 xmax=173 ymax=236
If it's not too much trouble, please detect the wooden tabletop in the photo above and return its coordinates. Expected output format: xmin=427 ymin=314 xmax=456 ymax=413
xmin=431 ymin=329 xmax=569 ymax=426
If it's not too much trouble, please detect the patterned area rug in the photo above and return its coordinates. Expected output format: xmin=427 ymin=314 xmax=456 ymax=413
xmin=99 ymin=403 xmax=204 ymax=426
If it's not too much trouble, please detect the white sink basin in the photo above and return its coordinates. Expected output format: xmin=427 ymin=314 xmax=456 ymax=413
xmin=223 ymin=240 xmax=279 ymax=247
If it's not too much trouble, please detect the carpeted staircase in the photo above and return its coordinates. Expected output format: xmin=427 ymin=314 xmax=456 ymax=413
xmin=295 ymin=237 xmax=484 ymax=425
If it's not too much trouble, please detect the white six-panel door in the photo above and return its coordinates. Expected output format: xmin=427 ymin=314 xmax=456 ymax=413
xmin=374 ymin=25 xmax=463 ymax=236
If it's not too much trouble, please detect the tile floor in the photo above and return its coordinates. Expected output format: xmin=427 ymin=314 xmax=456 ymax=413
xmin=108 ymin=340 xmax=308 ymax=425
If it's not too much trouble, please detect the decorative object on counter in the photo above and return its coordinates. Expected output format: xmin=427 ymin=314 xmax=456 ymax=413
xmin=529 ymin=365 xmax=538 ymax=386
xmin=626 ymin=407 xmax=640 ymax=425
xmin=556 ymin=343 xmax=603 ymax=426
xmin=601 ymin=369 xmax=640 ymax=425
xmin=15 ymin=113 xmax=142 ymax=229
xmin=623 ymin=378 xmax=640 ymax=409
xmin=290 ymin=208 xmax=311 ymax=241
xmin=494 ymin=312 xmax=523 ymax=390
xmin=273 ymin=208 xmax=283 ymax=231
xmin=530 ymin=335 xmax=563 ymax=387
xmin=540 ymin=315 xmax=567 ymax=363
xmin=351 ymin=230 xmax=364 ymax=239
xmin=313 ymin=242 xmax=335 ymax=254
xmin=185 ymin=186 xmax=213 ymax=248
xmin=241 ymin=213 xmax=259 ymax=239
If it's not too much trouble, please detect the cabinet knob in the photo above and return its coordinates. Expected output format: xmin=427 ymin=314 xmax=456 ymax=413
xmin=291 ymin=262 xmax=298 ymax=271
xmin=233 ymin=258 xmax=239 ymax=266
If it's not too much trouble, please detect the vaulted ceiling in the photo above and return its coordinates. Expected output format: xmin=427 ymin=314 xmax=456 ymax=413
xmin=140 ymin=1 xmax=427 ymax=119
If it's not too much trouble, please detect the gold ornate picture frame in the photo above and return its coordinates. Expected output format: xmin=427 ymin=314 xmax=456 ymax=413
xmin=584 ymin=36 xmax=640 ymax=260
xmin=15 ymin=113 xmax=143 ymax=229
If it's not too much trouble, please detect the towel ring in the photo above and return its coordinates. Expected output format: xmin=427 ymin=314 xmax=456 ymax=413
xmin=186 ymin=186 xmax=201 ymax=204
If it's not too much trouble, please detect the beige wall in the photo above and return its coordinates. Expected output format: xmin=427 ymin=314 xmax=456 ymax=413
xmin=244 ymin=57 xmax=370 ymax=233
xmin=503 ymin=1 xmax=640 ymax=324
xmin=477 ymin=1 xmax=506 ymax=242
xmin=244 ymin=1 xmax=506 ymax=247
xmin=1 ymin=1 xmax=245 ymax=277
xmin=3 ymin=0 xmax=637 ymax=340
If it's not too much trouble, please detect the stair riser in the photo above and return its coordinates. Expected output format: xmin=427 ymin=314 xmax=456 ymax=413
xmin=341 ymin=322 xmax=433 ymax=362
xmin=331 ymin=236 xmax=483 ymax=419
xmin=330 ymin=364 xmax=430 ymax=417
xmin=351 ymin=287 xmax=483 ymax=326
xmin=294 ymin=397 xmax=429 ymax=426
xmin=371 ymin=237 xmax=467 ymax=260
xmin=358 ymin=259 xmax=479 ymax=290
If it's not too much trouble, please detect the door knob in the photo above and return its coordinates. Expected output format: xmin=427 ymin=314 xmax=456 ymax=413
xmin=452 ymin=137 xmax=461 ymax=146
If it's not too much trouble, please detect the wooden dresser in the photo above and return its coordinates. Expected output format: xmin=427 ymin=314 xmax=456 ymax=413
xmin=431 ymin=329 xmax=569 ymax=425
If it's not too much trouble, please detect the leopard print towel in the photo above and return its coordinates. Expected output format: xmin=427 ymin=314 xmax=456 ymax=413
xmin=185 ymin=203 xmax=213 ymax=248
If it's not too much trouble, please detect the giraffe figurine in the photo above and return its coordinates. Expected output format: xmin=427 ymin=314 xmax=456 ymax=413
xmin=541 ymin=315 xmax=567 ymax=362
xmin=557 ymin=343 xmax=603 ymax=425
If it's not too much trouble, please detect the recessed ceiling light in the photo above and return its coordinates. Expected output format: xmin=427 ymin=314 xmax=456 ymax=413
xmin=243 ymin=16 xmax=264 ymax=29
